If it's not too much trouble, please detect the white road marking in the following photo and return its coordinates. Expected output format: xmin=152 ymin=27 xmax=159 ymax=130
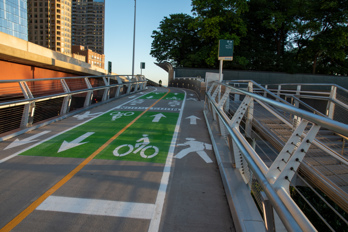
xmin=148 ymin=90 xmax=186 ymax=232
xmin=4 ymin=131 xmax=51 ymax=150
xmin=37 ymin=196 xmax=155 ymax=220
xmin=186 ymin=115 xmax=201 ymax=125
xmin=0 ymin=88 xmax=157 ymax=163
xmin=150 ymin=113 xmax=166 ymax=123
xmin=58 ymin=132 xmax=95 ymax=153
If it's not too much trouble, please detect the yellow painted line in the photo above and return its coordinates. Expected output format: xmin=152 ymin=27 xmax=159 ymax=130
xmin=0 ymin=90 xmax=170 ymax=232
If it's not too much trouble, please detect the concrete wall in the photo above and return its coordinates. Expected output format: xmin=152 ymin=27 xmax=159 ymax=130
xmin=0 ymin=31 xmax=108 ymax=79
xmin=174 ymin=68 xmax=348 ymax=89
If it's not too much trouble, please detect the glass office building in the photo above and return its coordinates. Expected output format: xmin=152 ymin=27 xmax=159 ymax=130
xmin=0 ymin=0 xmax=28 ymax=40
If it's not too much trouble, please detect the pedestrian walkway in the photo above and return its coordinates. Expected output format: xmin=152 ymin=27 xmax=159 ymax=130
xmin=0 ymin=87 xmax=234 ymax=232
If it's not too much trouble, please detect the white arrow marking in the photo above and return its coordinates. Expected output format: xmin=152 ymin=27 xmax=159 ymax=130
xmin=128 ymin=95 xmax=137 ymax=99
xmin=186 ymin=115 xmax=201 ymax=125
xmin=58 ymin=132 xmax=95 ymax=153
xmin=174 ymin=93 xmax=178 ymax=95
xmin=4 ymin=131 xmax=51 ymax=150
xmin=150 ymin=113 xmax=166 ymax=123
xmin=146 ymin=96 xmax=154 ymax=99
xmin=186 ymin=98 xmax=197 ymax=101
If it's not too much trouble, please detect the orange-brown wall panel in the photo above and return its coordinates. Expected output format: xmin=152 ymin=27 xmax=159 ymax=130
xmin=0 ymin=60 xmax=80 ymax=97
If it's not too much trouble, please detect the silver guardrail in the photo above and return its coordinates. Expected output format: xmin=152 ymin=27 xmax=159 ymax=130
xmin=264 ymin=83 xmax=348 ymax=125
xmin=0 ymin=75 xmax=147 ymax=140
xmin=204 ymin=81 xmax=348 ymax=231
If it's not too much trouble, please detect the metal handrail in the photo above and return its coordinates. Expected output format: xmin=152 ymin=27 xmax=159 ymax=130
xmin=223 ymin=82 xmax=348 ymax=136
xmin=268 ymin=83 xmax=348 ymax=94
xmin=206 ymin=89 xmax=312 ymax=232
xmin=205 ymin=81 xmax=348 ymax=231
xmin=0 ymin=74 xmax=147 ymax=139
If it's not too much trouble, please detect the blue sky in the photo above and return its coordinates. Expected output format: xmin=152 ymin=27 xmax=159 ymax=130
xmin=104 ymin=0 xmax=193 ymax=86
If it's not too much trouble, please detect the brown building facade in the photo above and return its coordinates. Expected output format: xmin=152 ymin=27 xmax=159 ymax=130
xmin=72 ymin=45 xmax=104 ymax=68
xmin=27 ymin=0 xmax=72 ymax=55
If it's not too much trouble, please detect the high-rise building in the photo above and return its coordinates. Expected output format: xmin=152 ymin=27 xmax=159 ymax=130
xmin=0 ymin=0 xmax=28 ymax=41
xmin=72 ymin=0 xmax=104 ymax=55
xmin=27 ymin=0 xmax=72 ymax=55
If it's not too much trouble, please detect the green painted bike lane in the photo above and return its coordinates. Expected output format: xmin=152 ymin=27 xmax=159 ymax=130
xmin=139 ymin=92 xmax=184 ymax=101
xmin=19 ymin=110 xmax=179 ymax=164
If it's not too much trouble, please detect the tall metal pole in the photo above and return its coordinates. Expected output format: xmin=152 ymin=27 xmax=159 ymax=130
xmin=132 ymin=0 xmax=136 ymax=78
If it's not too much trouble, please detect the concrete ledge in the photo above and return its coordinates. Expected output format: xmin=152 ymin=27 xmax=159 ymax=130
xmin=0 ymin=32 xmax=107 ymax=76
xmin=203 ymin=109 xmax=265 ymax=232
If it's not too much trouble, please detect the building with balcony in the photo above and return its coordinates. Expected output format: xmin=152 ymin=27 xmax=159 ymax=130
xmin=0 ymin=0 xmax=28 ymax=40
xmin=27 ymin=0 xmax=72 ymax=55
xmin=72 ymin=0 xmax=104 ymax=55
xmin=72 ymin=45 xmax=104 ymax=68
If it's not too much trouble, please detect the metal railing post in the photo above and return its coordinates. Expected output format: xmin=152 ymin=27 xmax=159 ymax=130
xmin=84 ymin=77 xmax=93 ymax=107
xmin=261 ymin=191 xmax=276 ymax=232
xmin=102 ymin=76 xmax=110 ymax=102
xmin=60 ymin=79 xmax=72 ymax=115
xmin=326 ymin=85 xmax=337 ymax=119
xmin=19 ymin=81 xmax=35 ymax=128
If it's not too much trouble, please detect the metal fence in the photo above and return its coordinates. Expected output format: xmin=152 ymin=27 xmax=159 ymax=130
xmin=0 ymin=75 xmax=147 ymax=140
xmin=204 ymin=81 xmax=348 ymax=232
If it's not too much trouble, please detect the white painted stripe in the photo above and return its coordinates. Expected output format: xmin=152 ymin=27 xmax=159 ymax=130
xmin=148 ymin=90 xmax=187 ymax=232
xmin=0 ymin=88 xmax=157 ymax=163
xmin=37 ymin=196 xmax=155 ymax=220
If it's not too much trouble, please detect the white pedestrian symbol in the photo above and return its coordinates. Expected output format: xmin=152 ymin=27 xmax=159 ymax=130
xmin=113 ymin=134 xmax=159 ymax=159
xmin=174 ymin=138 xmax=213 ymax=163
xmin=110 ymin=111 xmax=134 ymax=121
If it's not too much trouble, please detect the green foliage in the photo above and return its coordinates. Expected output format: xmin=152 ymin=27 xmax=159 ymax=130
xmin=150 ymin=14 xmax=202 ymax=67
xmin=150 ymin=0 xmax=348 ymax=75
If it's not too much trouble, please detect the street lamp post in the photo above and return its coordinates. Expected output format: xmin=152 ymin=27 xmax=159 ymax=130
xmin=132 ymin=0 xmax=136 ymax=78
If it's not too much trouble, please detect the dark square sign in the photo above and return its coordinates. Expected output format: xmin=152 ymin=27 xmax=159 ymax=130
xmin=218 ymin=40 xmax=234 ymax=61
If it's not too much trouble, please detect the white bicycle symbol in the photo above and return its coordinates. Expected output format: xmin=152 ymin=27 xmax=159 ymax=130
xmin=110 ymin=111 xmax=134 ymax=121
xmin=113 ymin=134 xmax=159 ymax=159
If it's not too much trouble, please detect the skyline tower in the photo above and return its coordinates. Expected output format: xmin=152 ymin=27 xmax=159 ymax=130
xmin=71 ymin=0 xmax=105 ymax=55
xmin=27 ymin=0 xmax=72 ymax=55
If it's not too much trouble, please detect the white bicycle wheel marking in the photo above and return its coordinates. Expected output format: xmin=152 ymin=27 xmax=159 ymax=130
xmin=112 ymin=134 xmax=159 ymax=159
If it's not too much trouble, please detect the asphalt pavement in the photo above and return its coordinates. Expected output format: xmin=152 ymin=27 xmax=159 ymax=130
xmin=0 ymin=87 xmax=234 ymax=232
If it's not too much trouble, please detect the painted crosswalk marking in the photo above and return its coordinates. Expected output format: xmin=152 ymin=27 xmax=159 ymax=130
xmin=37 ymin=196 xmax=155 ymax=220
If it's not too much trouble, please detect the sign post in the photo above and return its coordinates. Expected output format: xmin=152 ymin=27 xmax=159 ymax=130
xmin=218 ymin=40 xmax=234 ymax=82
xmin=140 ymin=62 xmax=145 ymax=75
xmin=108 ymin=61 xmax=112 ymax=74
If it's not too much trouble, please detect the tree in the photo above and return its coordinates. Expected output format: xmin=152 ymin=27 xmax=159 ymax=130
xmin=150 ymin=0 xmax=348 ymax=75
xmin=293 ymin=0 xmax=348 ymax=74
xmin=150 ymin=14 xmax=203 ymax=67
xmin=191 ymin=0 xmax=249 ymax=67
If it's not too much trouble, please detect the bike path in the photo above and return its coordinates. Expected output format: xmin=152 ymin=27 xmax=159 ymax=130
xmin=0 ymin=87 xmax=234 ymax=232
